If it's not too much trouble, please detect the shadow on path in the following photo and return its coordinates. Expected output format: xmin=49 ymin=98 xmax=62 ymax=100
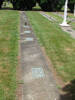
xmin=59 ymin=79 xmax=75 ymax=100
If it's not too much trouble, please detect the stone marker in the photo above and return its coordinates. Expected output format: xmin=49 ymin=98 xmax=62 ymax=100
xmin=24 ymin=37 xmax=34 ymax=41
xmin=24 ymin=25 xmax=30 ymax=28
xmin=32 ymin=67 xmax=45 ymax=78
xmin=24 ymin=31 xmax=31 ymax=34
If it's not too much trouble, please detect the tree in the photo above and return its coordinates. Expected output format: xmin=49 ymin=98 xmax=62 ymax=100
xmin=0 ymin=0 xmax=4 ymax=9
xmin=10 ymin=0 xmax=36 ymax=10
xmin=56 ymin=0 xmax=65 ymax=11
xmin=38 ymin=0 xmax=65 ymax=11
xmin=2 ymin=0 xmax=75 ymax=13
xmin=68 ymin=0 xmax=75 ymax=12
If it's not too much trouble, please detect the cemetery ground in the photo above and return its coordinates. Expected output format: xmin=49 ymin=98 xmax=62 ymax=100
xmin=0 ymin=9 xmax=75 ymax=99
xmin=0 ymin=10 xmax=19 ymax=100
xmin=26 ymin=11 xmax=75 ymax=99
xmin=45 ymin=12 xmax=75 ymax=30
xmin=26 ymin=11 xmax=75 ymax=82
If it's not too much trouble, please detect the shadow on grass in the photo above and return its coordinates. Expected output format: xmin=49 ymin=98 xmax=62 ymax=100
xmin=60 ymin=80 xmax=75 ymax=100
xmin=32 ymin=8 xmax=42 ymax=11
xmin=0 ymin=7 xmax=13 ymax=10
xmin=0 ymin=7 xmax=42 ymax=11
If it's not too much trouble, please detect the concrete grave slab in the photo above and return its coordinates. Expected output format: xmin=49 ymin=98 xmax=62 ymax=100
xmin=24 ymin=30 xmax=31 ymax=34
xmin=25 ymin=37 xmax=34 ymax=41
xmin=23 ymin=25 xmax=30 ymax=28
xmin=32 ymin=67 xmax=45 ymax=78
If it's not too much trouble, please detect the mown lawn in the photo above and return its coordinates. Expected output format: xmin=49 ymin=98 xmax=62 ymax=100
xmin=26 ymin=11 xmax=75 ymax=83
xmin=0 ymin=10 xmax=19 ymax=100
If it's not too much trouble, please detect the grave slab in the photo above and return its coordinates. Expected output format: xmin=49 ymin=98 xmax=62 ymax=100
xmin=23 ymin=25 xmax=30 ymax=28
xmin=32 ymin=67 xmax=45 ymax=78
xmin=24 ymin=30 xmax=31 ymax=34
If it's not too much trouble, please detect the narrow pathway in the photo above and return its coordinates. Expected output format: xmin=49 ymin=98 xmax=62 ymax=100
xmin=39 ymin=11 xmax=56 ymax=22
xmin=40 ymin=11 xmax=75 ymax=39
xmin=53 ymin=12 xmax=75 ymax=38
xmin=20 ymin=11 xmax=60 ymax=100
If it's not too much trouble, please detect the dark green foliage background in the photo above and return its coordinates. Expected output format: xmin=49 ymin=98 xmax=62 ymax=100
xmin=38 ymin=0 xmax=65 ymax=11
xmin=0 ymin=0 xmax=75 ymax=13
xmin=68 ymin=0 xmax=75 ymax=12
xmin=10 ymin=0 xmax=36 ymax=10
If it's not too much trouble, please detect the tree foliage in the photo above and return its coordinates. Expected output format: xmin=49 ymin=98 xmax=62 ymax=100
xmin=10 ymin=0 xmax=36 ymax=10
xmin=68 ymin=0 xmax=75 ymax=12
xmin=0 ymin=0 xmax=4 ymax=8
xmin=0 ymin=0 xmax=75 ymax=12
xmin=38 ymin=0 xmax=65 ymax=11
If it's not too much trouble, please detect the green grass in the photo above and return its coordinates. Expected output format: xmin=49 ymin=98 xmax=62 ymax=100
xmin=0 ymin=10 xmax=19 ymax=100
xmin=46 ymin=12 xmax=75 ymax=30
xmin=46 ymin=12 xmax=63 ymax=23
xmin=33 ymin=4 xmax=42 ymax=11
xmin=58 ymin=12 xmax=75 ymax=30
xmin=26 ymin=11 xmax=75 ymax=82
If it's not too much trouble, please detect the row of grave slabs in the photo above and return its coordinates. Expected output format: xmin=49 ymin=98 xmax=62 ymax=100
xmin=21 ymin=15 xmax=34 ymax=42
xmin=21 ymin=13 xmax=45 ymax=79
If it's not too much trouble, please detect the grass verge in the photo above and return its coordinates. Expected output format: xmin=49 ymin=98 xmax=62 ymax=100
xmin=0 ymin=10 xmax=19 ymax=100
